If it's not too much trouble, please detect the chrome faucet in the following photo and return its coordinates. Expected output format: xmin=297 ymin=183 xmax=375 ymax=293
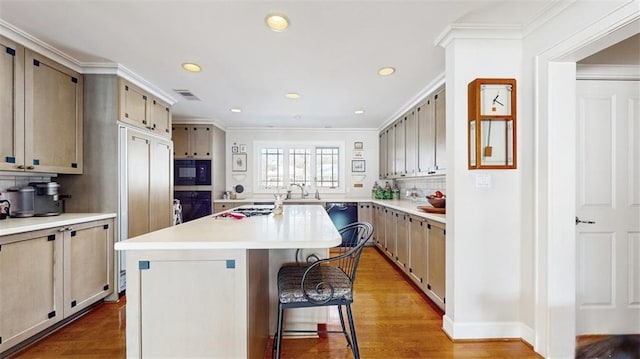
xmin=290 ymin=183 xmax=309 ymax=199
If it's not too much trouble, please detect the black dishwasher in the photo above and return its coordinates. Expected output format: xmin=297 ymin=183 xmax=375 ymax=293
xmin=325 ymin=202 xmax=358 ymax=246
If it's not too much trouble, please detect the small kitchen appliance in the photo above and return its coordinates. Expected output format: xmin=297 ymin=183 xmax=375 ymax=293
xmin=6 ymin=186 xmax=35 ymax=217
xmin=174 ymin=160 xmax=212 ymax=186
xmin=29 ymin=182 xmax=63 ymax=216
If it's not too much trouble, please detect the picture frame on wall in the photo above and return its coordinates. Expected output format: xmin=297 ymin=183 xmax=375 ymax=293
xmin=232 ymin=153 xmax=247 ymax=172
xmin=354 ymin=141 xmax=363 ymax=150
xmin=352 ymin=160 xmax=365 ymax=172
xmin=239 ymin=144 xmax=247 ymax=153
xmin=353 ymin=150 xmax=364 ymax=159
xmin=232 ymin=145 xmax=239 ymax=153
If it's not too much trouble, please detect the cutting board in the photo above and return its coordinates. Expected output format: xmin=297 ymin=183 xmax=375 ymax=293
xmin=417 ymin=206 xmax=446 ymax=214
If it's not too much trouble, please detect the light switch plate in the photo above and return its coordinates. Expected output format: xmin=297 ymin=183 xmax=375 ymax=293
xmin=475 ymin=173 xmax=491 ymax=188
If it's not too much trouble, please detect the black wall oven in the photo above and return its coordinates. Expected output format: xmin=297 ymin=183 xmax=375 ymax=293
xmin=174 ymin=191 xmax=212 ymax=222
xmin=174 ymin=160 xmax=212 ymax=186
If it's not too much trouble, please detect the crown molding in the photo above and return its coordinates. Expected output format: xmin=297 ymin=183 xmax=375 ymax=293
xmin=226 ymin=127 xmax=379 ymax=133
xmin=0 ymin=19 xmax=176 ymax=106
xmin=82 ymin=63 xmax=177 ymax=105
xmin=0 ymin=19 xmax=82 ymax=73
xmin=435 ymin=23 xmax=522 ymax=49
xmin=380 ymin=72 xmax=446 ymax=131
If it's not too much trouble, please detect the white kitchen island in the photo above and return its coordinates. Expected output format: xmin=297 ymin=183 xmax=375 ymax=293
xmin=115 ymin=205 xmax=341 ymax=359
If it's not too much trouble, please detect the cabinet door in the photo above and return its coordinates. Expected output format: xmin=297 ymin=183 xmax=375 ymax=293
xmin=408 ymin=216 xmax=427 ymax=289
xmin=395 ymin=212 xmax=408 ymax=269
xmin=63 ymin=219 xmax=114 ymax=317
xmin=150 ymin=98 xmax=171 ymax=136
xmin=417 ymin=97 xmax=435 ymax=175
xmin=386 ymin=126 xmax=395 ymax=178
xmin=384 ymin=208 xmax=396 ymax=258
xmin=0 ymin=36 xmax=25 ymax=172
xmin=213 ymin=202 xmax=242 ymax=213
xmin=357 ymin=203 xmax=373 ymax=245
xmin=378 ymin=132 xmax=387 ymax=178
xmin=150 ymin=139 xmax=173 ymax=231
xmin=371 ymin=205 xmax=379 ymax=248
xmin=404 ymin=109 xmax=417 ymax=176
xmin=357 ymin=203 xmax=372 ymax=224
xmin=25 ymin=49 xmax=83 ymax=174
xmin=127 ymin=131 xmax=152 ymax=238
xmin=190 ymin=125 xmax=213 ymax=159
xmin=394 ymin=117 xmax=406 ymax=177
xmin=427 ymin=221 xmax=446 ymax=309
xmin=138 ymin=259 xmax=242 ymax=358
xmin=0 ymin=229 xmax=63 ymax=352
xmin=120 ymin=80 xmax=149 ymax=129
xmin=172 ymin=125 xmax=190 ymax=158
xmin=434 ymin=88 xmax=447 ymax=171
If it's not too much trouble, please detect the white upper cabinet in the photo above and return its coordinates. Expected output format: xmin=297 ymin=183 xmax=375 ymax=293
xmin=381 ymin=86 xmax=446 ymax=179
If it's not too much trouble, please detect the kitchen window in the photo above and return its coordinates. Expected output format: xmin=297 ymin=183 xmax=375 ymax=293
xmin=256 ymin=143 xmax=342 ymax=193
xmin=259 ymin=148 xmax=284 ymax=188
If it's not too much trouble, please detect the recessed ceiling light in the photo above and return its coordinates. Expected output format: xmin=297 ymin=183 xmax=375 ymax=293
xmin=354 ymin=110 xmax=365 ymax=115
xmin=230 ymin=108 xmax=242 ymax=113
xmin=285 ymin=92 xmax=300 ymax=99
xmin=265 ymin=13 xmax=289 ymax=32
xmin=182 ymin=63 xmax=201 ymax=72
xmin=377 ymin=67 xmax=395 ymax=76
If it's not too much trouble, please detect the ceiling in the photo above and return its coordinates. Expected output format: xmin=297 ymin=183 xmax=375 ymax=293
xmin=0 ymin=1 xmax=559 ymax=130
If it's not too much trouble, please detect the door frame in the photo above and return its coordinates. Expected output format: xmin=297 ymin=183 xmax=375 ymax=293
xmin=534 ymin=7 xmax=639 ymax=358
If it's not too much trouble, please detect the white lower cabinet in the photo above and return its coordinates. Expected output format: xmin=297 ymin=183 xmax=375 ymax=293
xmin=63 ymin=219 xmax=114 ymax=317
xmin=373 ymin=204 xmax=385 ymax=250
xmin=408 ymin=215 xmax=428 ymax=290
xmin=0 ymin=217 xmax=114 ymax=354
xmin=374 ymin=204 xmax=445 ymax=311
xmin=426 ymin=220 xmax=446 ymax=309
xmin=384 ymin=207 xmax=396 ymax=258
xmin=395 ymin=212 xmax=409 ymax=269
xmin=126 ymin=249 xmax=269 ymax=359
xmin=0 ymin=227 xmax=63 ymax=353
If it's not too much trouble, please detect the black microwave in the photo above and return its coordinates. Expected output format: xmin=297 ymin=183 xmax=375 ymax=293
xmin=174 ymin=160 xmax=212 ymax=186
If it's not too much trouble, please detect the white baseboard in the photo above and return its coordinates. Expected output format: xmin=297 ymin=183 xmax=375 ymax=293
xmin=443 ymin=314 xmax=534 ymax=344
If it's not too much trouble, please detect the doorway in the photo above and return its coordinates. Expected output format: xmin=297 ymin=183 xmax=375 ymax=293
xmin=536 ymin=12 xmax=639 ymax=358
xmin=575 ymin=78 xmax=639 ymax=335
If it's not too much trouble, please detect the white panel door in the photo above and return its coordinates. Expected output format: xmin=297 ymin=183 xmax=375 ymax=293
xmin=576 ymin=79 xmax=640 ymax=335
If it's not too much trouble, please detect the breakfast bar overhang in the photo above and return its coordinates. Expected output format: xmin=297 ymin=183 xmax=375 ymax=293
xmin=114 ymin=205 xmax=341 ymax=358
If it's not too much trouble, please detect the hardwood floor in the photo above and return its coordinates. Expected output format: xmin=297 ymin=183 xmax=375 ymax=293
xmin=10 ymin=247 xmax=542 ymax=358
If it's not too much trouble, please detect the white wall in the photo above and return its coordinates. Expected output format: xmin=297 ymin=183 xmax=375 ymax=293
xmin=225 ymin=128 xmax=379 ymax=200
xmin=441 ymin=37 xmax=524 ymax=340
xmin=435 ymin=3 xmax=638 ymax=357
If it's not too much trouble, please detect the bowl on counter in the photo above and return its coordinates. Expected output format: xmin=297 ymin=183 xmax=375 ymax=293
xmin=426 ymin=195 xmax=446 ymax=208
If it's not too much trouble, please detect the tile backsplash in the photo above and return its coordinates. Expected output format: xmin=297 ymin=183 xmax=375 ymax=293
xmin=375 ymin=175 xmax=446 ymax=201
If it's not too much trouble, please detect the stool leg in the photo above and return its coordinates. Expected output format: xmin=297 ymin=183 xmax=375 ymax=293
xmin=275 ymin=303 xmax=285 ymax=359
xmin=345 ymin=303 xmax=360 ymax=359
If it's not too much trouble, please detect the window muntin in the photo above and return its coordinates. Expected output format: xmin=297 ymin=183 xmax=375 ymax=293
xmin=260 ymin=148 xmax=284 ymax=189
xmin=289 ymin=148 xmax=311 ymax=186
xmin=316 ymin=147 xmax=339 ymax=188
xmin=256 ymin=144 xmax=341 ymax=192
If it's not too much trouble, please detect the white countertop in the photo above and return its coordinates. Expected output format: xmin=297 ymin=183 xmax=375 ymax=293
xmin=0 ymin=213 xmax=117 ymax=236
xmin=115 ymin=204 xmax=341 ymax=251
xmin=371 ymin=199 xmax=446 ymax=223
xmin=215 ymin=197 xmax=446 ymax=223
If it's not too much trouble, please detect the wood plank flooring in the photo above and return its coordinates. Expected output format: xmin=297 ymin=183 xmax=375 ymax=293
xmin=10 ymin=247 xmax=543 ymax=358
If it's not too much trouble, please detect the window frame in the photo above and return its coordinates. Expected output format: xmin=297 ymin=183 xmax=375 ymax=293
xmin=254 ymin=141 xmax=345 ymax=194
